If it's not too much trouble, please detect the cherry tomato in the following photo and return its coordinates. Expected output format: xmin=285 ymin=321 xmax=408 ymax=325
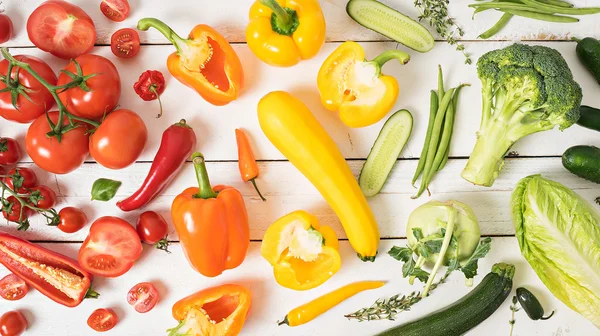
xmin=57 ymin=54 xmax=121 ymax=120
xmin=0 ymin=311 xmax=27 ymax=336
xmin=2 ymin=196 xmax=31 ymax=223
xmin=90 ymin=109 xmax=147 ymax=170
xmin=26 ymin=1 xmax=96 ymax=60
xmin=0 ymin=274 xmax=28 ymax=301
xmin=57 ymin=207 xmax=87 ymax=233
xmin=0 ymin=56 xmax=57 ymax=123
xmin=111 ymin=28 xmax=140 ymax=59
xmin=87 ymin=308 xmax=117 ymax=332
xmin=0 ymin=138 xmax=21 ymax=166
xmin=28 ymin=185 xmax=57 ymax=209
xmin=136 ymin=211 xmax=168 ymax=244
xmin=127 ymin=282 xmax=159 ymax=313
xmin=26 ymin=112 xmax=90 ymax=175
xmin=100 ymin=0 xmax=130 ymax=22
xmin=2 ymin=167 xmax=38 ymax=193
xmin=78 ymin=216 xmax=143 ymax=278
xmin=0 ymin=14 xmax=13 ymax=44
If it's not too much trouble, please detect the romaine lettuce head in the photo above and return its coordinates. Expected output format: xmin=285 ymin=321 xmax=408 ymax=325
xmin=511 ymin=175 xmax=600 ymax=328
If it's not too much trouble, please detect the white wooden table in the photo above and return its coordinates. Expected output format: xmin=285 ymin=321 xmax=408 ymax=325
xmin=1 ymin=0 xmax=599 ymax=335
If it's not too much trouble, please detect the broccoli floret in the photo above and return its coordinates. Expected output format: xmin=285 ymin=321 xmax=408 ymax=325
xmin=462 ymin=43 xmax=582 ymax=187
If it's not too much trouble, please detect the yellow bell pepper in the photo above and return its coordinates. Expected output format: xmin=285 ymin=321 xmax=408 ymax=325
xmin=258 ymin=91 xmax=380 ymax=261
xmin=317 ymin=41 xmax=411 ymax=128
xmin=246 ymin=0 xmax=326 ymax=67
xmin=261 ymin=210 xmax=341 ymax=290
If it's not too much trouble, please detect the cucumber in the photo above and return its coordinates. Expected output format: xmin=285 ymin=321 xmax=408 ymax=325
xmin=376 ymin=263 xmax=515 ymax=336
xmin=577 ymin=105 xmax=600 ymax=132
xmin=346 ymin=0 xmax=435 ymax=53
xmin=574 ymin=37 xmax=600 ymax=84
xmin=359 ymin=110 xmax=413 ymax=197
xmin=562 ymin=145 xmax=600 ymax=183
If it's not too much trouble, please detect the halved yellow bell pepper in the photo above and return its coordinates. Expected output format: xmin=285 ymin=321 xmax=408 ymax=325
xmin=317 ymin=41 xmax=411 ymax=128
xmin=246 ymin=0 xmax=326 ymax=67
xmin=261 ymin=210 xmax=341 ymax=290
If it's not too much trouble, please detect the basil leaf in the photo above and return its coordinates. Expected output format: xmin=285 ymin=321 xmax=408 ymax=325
xmin=91 ymin=178 xmax=122 ymax=202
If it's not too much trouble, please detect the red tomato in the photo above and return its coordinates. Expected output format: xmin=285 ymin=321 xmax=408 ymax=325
xmin=0 ymin=56 xmax=57 ymax=124
xmin=27 ymin=1 xmax=95 ymax=59
xmin=57 ymin=54 xmax=121 ymax=120
xmin=0 ymin=274 xmax=28 ymax=301
xmin=0 ymin=311 xmax=27 ymax=336
xmin=2 ymin=168 xmax=37 ymax=193
xmin=87 ymin=308 xmax=117 ymax=332
xmin=136 ymin=211 xmax=168 ymax=244
xmin=78 ymin=216 xmax=143 ymax=277
xmin=90 ymin=109 xmax=147 ymax=169
xmin=0 ymin=138 xmax=21 ymax=166
xmin=0 ymin=14 xmax=13 ymax=44
xmin=2 ymin=196 xmax=31 ymax=223
xmin=111 ymin=28 xmax=140 ymax=59
xmin=28 ymin=185 xmax=56 ymax=209
xmin=127 ymin=282 xmax=159 ymax=313
xmin=57 ymin=207 xmax=87 ymax=233
xmin=26 ymin=112 xmax=90 ymax=175
xmin=100 ymin=0 xmax=130 ymax=22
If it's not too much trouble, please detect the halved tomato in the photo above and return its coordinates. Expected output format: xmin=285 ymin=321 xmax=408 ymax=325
xmin=100 ymin=0 xmax=130 ymax=22
xmin=127 ymin=282 xmax=159 ymax=313
xmin=0 ymin=274 xmax=28 ymax=301
xmin=87 ymin=308 xmax=117 ymax=332
xmin=78 ymin=216 xmax=142 ymax=278
xmin=26 ymin=1 xmax=96 ymax=59
xmin=110 ymin=28 xmax=140 ymax=59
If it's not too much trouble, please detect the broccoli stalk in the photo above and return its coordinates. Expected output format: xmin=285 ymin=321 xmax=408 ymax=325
xmin=462 ymin=44 xmax=582 ymax=186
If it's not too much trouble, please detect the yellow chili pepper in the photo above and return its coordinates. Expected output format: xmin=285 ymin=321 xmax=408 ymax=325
xmin=246 ymin=0 xmax=326 ymax=67
xmin=279 ymin=281 xmax=385 ymax=326
xmin=258 ymin=91 xmax=380 ymax=261
xmin=261 ymin=210 xmax=341 ymax=290
xmin=317 ymin=41 xmax=411 ymax=128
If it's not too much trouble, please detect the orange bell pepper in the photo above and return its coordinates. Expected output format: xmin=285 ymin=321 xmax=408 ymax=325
xmin=138 ymin=18 xmax=243 ymax=106
xmin=171 ymin=152 xmax=250 ymax=277
xmin=168 ymin=284 xmax=251 ymax=336
xmin=261 ymin=210 xmax=341 ymax=290
xmin=235 ymin=129 xmax=265 ymax=201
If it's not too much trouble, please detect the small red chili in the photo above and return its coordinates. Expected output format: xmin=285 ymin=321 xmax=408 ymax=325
xmin=134 ymin=70 xmax=166 ymax=118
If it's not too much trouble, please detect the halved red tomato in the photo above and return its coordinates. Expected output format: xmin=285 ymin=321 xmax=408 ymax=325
xmin=26 ymin=1 xmax=96 ymax=59
xmin=0 ymin=274 xmax=28 ymax=301
xmin=101 ymin=0 xmax=130 ymax=22
xmin=111 ymin=28 xmax=140 ymax=59
xmin=87 ymin=308 xmax=117 ymax=332
xmin=127 ymin=282 xmax=159 ymax=313
xmin=78 ymin=216 xmax=142 ymax=278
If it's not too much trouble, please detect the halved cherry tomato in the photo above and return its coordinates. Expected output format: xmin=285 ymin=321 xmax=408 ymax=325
xmin=111 ymin=28 xmax=140 ymax=59
xmin=2 ymin=168 xmax=37 ymax=193
xmin=87 ymin=308 xmax=117 ymax=332
xmin=28 ymin=185 xmax=57 ymax=209
xmin=2 ymin=196 xmax=31 ymax=223
xmin=26 ymin=112 xmax=90 ymax=175
xmin=0 ymin=311 xmax=27 ymax=336
xmin=100 ymin=0 xmax=130 ymax=22
xmin=26 ymin=1 xmax=96 ymax=59
xmin=57 ymin=207 xmax=87 ymax=234
xmin=136 ymin=211 xmax=168 ymax=244
xmin=78 ymin=216 xmax=143 ymax=278
xmin=90 ymin=109 xmax=147 ymax=170
xmin=0 ymin=274 xmax=28 ymax=301
xmin=0 ymin=14 xmax=13 ymax=44
xmin=0 ymin=138 xmax=21 ymax=166
xmin=57 ymin=54 xmax=121 ymax=120
xmin=127 ymin=282 xmax=159 ymax=313
xmin=0 ymin=56 xmax=57 ymax=124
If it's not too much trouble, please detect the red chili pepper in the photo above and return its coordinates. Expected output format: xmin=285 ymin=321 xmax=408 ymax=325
xmin=117 ymin=119 xmax=196 ymax=211
xmin=235 ymin=129 xmax=265 ymax=201
xmin=134 ymin=70 xmax=166 ymax=118
xmin=0 ymin=232 xmax=97 ymax=307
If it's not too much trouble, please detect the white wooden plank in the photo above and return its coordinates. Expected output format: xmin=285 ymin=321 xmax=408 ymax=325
xmin=0 ymin=238 xmax=595 ymax=335
xmin=3 ymin=0 xmax=600 ymax=47
xmin=2 ymin=41 xmax=600 ymax=162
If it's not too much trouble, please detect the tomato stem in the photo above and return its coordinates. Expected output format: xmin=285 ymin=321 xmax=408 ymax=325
xmin=191 ymin=152 xmax=218 ymax=199
xmin=0 ymin=178 xmax=60 ymax=229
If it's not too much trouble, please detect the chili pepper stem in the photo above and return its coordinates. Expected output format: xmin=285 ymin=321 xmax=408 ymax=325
xmin=370 ymin=50 xmax=411 ymax=76
xmin=277 ymin=316 xmax=289 ymax=326
xmin=150 ymin=85 xmax=164 ymax=118
xmin=85 ymin=286 xmax=100 ymax=299
xmin=249 ymin=178 xmax=266 ymax=201
xmin=191 ymin=152 xmax=218 ymax=199
xmin=137 ymin=18 xmax=189 ymax=54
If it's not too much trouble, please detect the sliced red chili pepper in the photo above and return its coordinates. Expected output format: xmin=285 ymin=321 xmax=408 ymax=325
xmin=0 ymin=232 xmax=96 ymax=307
xmin=133 ymin=70 xmax=166 ymax=118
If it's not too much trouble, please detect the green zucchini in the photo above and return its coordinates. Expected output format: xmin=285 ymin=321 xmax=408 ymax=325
xmin=577 ymin=105 xmax=600 ymax=132
xmin=574 ymin=37 xmax=600 ymax=84
xmin=346 ymin=0 xmax=435 ymax=53
xmin=516 ymin=287 xmax=555 ymax=321
xmin=359 ymin=110 xmax=413 ymax=197
xmin=562 ymin=145 xmax=600 ymax=183
xmin=375 ymin=263 xmax=515 ymax=336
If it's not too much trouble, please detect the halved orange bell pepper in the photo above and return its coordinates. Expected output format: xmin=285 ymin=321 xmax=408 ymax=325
xmin=317 ymin=41 xmax=411 ymax=128
xmin=171 ymin=152 xmax=250 ymax=277
xmin=138 ymin=18 xmax=243 ymax=106
xmin=168 ymin=284 xmax=251 ymax=336
xmin=261 ymin=210 xmax=341 ymax=291
xmin=246 ymin=0 xmax=326 ymax=67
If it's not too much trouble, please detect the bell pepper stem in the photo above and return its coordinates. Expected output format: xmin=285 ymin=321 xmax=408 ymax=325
xmin=137 ymin=18 xmax=189 ymax=54
xmin=261 ymin=0 xmax=299 ymax=36
xmin=370 ymin=50 xmax=411 ymax=76
xmin=191 ymin=152 xmax=218 ymax=199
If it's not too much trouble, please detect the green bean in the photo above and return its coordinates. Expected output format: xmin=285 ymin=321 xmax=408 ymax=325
xmin=436 ymin=85 xmax=468 ymax=172
xmin=536 ymin=0 xmax=574 ymax=8
xmin=479 ymin=12 xmax=513 ymax=39
xmin=437 ymin=65 xmax=444 ymax=109
xmin=520 ymin=0 xmax=600 ymax=14
xmin=468 ymin=2 xmax=556 ymax=14
xmin=412 ymin=90 xmax=438 ymax=187
xmin=499 ymin=8 xmax=579 ymax=22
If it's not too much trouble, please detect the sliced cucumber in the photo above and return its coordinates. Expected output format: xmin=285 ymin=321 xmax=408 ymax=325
xmin=359 ymin=110 xmax=413 ymax=197
xmin=346 ymin=0 xmax=435 ymax=53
